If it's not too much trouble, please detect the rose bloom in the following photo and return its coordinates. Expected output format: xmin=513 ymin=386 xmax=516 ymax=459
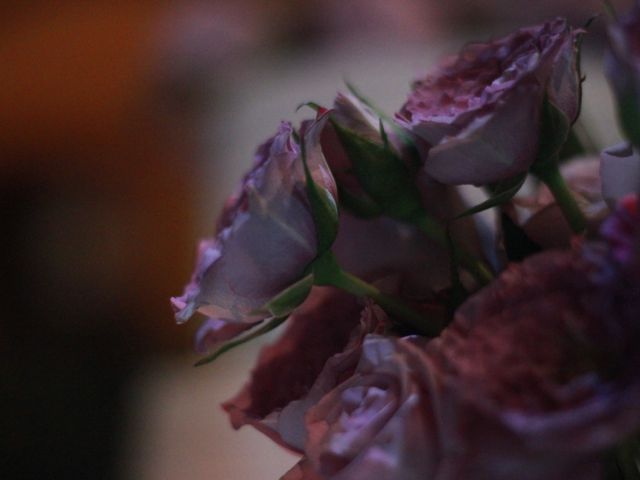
xmin=605 ymin=0 xmax=640 ymax=146
xmin=396 ymin=18 xmax=580 ymax=185
xmin=286 ymin=197 xmax=640 ymax=480
xmin=283 ymin=335 xmax=438 ymax=480
xmin=223 ymin=288 xmax=389 ymax=451
xmin=171 ymin=115 xmax=335 ymax=344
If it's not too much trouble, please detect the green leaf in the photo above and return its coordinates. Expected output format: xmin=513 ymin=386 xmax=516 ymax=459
xmin=300 ymin=113 xmax=339 ymax=254
xmin=259 ymin=274 xmax=313 ymax=317
xmin=332 ymin=122 xmax=423 ymax=222
xmin=194 ymin=316 xmax=288 ymax=367
xmin=454 ymin=173 xmax=527 ymax=219
xmin=536 ymin=95 xmax=571 ymax=168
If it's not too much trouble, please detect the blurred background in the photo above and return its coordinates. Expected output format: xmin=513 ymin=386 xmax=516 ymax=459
xmin=0 ymin=1 xmax=633 ymax=479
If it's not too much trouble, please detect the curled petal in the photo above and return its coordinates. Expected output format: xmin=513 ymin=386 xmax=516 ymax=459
xmin=223 ymin=288 xmax=389 ymax=451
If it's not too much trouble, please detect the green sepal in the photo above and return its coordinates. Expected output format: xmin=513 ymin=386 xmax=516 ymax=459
xmin=300 ymin=114 xmax=339 ymax=254
xmin=344 ymin=81 xmax=418 ymax=153
xmin=332 ymin=121 xmax=423 ymax=222
xmin=535 ymin=95 xmax=571 ymax=169
xmin=194 ymin=316 xmax=288 ymax=367
xmin=296 ymin=101 xmax=323 ymax=113
xmin=338 ymin=185 xmax=383 ymax=218
xmin=257 ymin=273 xmax=313 ymax=317
xmin=454 ymin=173 xmax=527 ymax=219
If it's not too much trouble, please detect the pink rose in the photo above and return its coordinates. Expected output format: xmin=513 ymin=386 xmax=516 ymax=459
xmin=223 ymin=287 xmax=389 ymax=451
xmin=605 ymin=1 xmax=640 ymax=146
xmin=172 ymin=115 xmax=336 ymax=341
xmin=396 ymin=18 xmax=580 ymax=185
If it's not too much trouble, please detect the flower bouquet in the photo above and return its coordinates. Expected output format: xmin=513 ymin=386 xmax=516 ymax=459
xmin=172 ymin=4 xmax=640 ymax=479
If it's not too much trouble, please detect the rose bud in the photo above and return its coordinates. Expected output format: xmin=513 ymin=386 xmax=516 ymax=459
xmin=223 ymin=288 xmax=389 ymax=451
xmin=171 ymin=115 xmax=336 ymax=341
xmin=396 ymin=18 xmax=580 ymax=185
xmin=605 ymin=1 xmax=640 ymax=147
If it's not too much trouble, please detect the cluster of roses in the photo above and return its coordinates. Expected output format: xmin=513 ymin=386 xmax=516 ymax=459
xmin=173 ymin=4 xmax=640 ymax=479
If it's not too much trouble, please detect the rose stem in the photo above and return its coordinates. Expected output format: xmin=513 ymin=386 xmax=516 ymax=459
xmin=313 ymin=253 xmax=441 ymax=336
xmin=535 ymin=163 xmax=587 ymax=234
xmin=413 ymin=214 xmax=493 ymax=286
xmin=332 ymin=270 xmax=441 ymax=336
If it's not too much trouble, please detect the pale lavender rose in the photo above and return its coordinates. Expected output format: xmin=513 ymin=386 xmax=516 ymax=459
xmin=397 ymin=18 xmax=580 ymax=185
xmin=605 ymin=1 xmax=640 ymax=146
xmin=600 ymin=142 xmax=640 ymax=206
xmin=172 ymin=115 xmax=336 ymax=341
xmin=223 ymin=287 xmax=389 ymax=451
xmin=284 ymin=335 xmax=439 ymax=480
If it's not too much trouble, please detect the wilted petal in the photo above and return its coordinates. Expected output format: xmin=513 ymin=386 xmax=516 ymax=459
xmin=397 ymin=18 xmax=580 ymax=185
xmin=223 ymin=288 xmax=389 ymax=451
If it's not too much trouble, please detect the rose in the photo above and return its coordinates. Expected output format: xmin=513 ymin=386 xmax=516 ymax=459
xmin=605 ymin=1 xmax=640 ymax=146
xmin=324 ymin=93 xmax=498 ymax=286
xmin=396 ymin=18 xmax=580 ymax=185
xmin=421 ymin=198 xmax=640 ymax=479
xmin=171 ymin=115 xmax=336 ymax=340
xmin=283 ymin=335 xmax=439 ymax=480
xmin=223 ymin=288 xmax=389 ymax=451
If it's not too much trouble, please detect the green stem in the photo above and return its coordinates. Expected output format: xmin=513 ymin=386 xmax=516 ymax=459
xmin=413 ymin=215 xmax=493 ymax=286
xmin=534 ymin=162 xmax=587 ymax=234
xmin=313 ymin=253 xmax=441 ymax=336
